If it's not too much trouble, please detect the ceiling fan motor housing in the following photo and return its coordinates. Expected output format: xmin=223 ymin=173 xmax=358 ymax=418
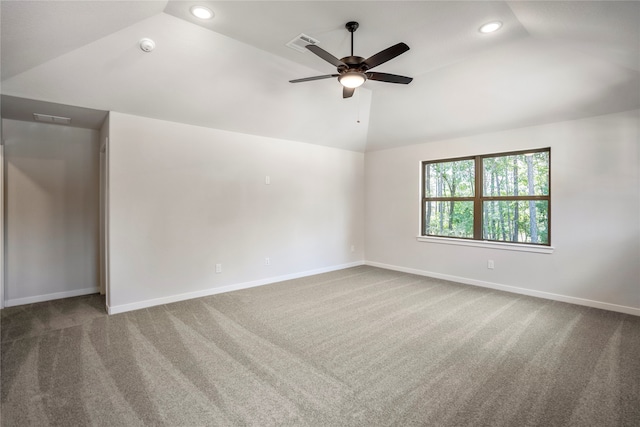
xmin=337 ymin=56 xmax=368 ymax=86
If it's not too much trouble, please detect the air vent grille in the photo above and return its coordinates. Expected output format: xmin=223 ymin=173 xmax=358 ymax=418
xmin=33 ymin=113 xmax=71 ymax=125
xmin=286 ymin=33 xmax=319 ymax=53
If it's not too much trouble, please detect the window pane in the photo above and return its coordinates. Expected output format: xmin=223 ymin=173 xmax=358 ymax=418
xmin=483 ymin=200 xmax=549 ymax=244
xmin=424 ymin=201 xmax=474 ymax=238
xmin=483 ymin=152 xmax=549 ymax=197
xmin=425 ymin=159 xmax=474 ymax=198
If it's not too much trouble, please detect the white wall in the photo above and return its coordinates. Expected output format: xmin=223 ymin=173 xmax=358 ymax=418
xmin=108 ymin=112 xmax=364 ymax=312
xmin=365 ymin=110 xmax=640 ymax=314
xmin=3 ymin=119 xmax=100 ymax=305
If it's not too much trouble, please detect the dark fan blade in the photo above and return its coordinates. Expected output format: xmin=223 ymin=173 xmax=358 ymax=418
xmin=363 ymin=42 xmax=410 ymax=70
xmin=290 ymin=74 xmax=339 ymax=83
xmin=343 ymin=87 xmax=355 ymax=98
xmin=306 ymin=45 xmax=346 ymax=68
xmin=366 ymin=72 xmax=413 ymax=84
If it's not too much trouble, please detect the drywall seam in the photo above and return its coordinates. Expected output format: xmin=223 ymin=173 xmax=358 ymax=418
xmin=365 ymin=261 xmax=640 ymax=317
xmin=107 ymin=261 xmax=365 ymax=315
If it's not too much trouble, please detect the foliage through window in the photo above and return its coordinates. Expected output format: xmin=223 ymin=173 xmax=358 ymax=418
xmin=422 ymin=149 xmax=550 ymax=245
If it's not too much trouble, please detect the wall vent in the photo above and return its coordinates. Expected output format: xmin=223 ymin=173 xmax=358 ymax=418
xmin=286 ymin=33 xmax=319 ymax=53
xmin=33 ymin=113 xmax=71 ymax=125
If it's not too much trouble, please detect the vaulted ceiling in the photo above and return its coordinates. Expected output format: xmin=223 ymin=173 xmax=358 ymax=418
xmin=1 ymin=1 xmax=639 ymax=152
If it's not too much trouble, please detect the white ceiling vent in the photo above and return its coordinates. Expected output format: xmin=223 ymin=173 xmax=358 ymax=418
xmin=33 ymin=113 xmax=71 ymax=125
xmin=286 ymin=33 xmax=319 ymax=53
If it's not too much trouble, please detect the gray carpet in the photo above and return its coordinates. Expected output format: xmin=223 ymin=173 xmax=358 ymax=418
xmin=1 ymin=266 xmax=639 ymax=426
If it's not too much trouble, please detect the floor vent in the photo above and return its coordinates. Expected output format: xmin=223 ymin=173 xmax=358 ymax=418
xmin=286 ymin=33 xmax=319 ymax=53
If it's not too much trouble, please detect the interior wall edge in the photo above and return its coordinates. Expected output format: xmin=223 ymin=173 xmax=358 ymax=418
xmin=0 ymin=143 xmax=4 ymax=310
xmin=365 ymin=261 xmax=640 ymax=317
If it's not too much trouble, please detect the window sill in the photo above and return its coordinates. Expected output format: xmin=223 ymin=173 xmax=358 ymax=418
xmin=416 ymin=236 xmax=555 ymax=254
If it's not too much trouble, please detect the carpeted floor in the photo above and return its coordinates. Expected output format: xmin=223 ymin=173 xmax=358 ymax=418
xmin=1 ymin=266 xmax=639 ymax=426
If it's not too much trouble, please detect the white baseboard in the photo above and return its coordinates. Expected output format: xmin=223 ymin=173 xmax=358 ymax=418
xmin=365 ymin=261 xmax=640 ymax=317
xmin=7 ymin=261 xmax=637 ymax=318
xmin=4 ymin=287 xmax=100 ymax=308
xmin=107 ymin=261 xmax=365 ymax=315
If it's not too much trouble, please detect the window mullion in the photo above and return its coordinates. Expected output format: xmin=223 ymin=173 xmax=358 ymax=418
xmin=473 ymin=156 xmax=483 ymax=240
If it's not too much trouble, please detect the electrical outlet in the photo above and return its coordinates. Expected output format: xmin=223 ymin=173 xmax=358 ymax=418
xmin=488 ymin=260 xmax=494 ymax=269
xmin=265 ymin=175 xmax=270 ymax=185
xmin=351 ymin=245 xmax=355 ymax=252
xmin=265 ymin=257 xmax=270 ymax=266
xmin=215 ymin=263 xmax=222 ymax=273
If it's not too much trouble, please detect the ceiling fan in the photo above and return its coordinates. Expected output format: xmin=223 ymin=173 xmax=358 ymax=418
xmin=290 ymin=21 xmax=413 ymax=98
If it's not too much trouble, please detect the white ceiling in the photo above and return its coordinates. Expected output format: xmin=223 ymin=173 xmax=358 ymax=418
xmin=1 ymin=1 xmax=639 ymax=152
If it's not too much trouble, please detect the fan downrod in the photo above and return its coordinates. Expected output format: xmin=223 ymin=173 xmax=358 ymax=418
xmin=346 ymin=22 xmax=359 ymax=56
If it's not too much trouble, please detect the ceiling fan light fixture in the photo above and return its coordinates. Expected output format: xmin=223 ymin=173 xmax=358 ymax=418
xmin=479 ymin=21 xmax=502 ymax=34
xmin=339 ymin=71 xmax=366 ymax=88
xmin=190 ymin=5 xmax=214 ymax=20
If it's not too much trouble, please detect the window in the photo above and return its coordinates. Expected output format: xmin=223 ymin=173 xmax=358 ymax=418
xmin=422 ymin=148 xmax=550 ymax=245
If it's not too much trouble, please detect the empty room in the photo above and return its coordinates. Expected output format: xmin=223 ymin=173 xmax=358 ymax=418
xmin=0 ymin=1 xmax=639 ymax=425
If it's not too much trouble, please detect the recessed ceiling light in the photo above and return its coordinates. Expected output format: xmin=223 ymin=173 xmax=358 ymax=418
xmin=479 ymin=21 xmax=503 ymax=34
xmin=190 ymin=5 xmax=214 ymax=20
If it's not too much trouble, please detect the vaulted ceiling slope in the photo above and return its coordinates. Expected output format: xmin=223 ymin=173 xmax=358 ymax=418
xmin=1 ymin=1 xmax=639 ymax=152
